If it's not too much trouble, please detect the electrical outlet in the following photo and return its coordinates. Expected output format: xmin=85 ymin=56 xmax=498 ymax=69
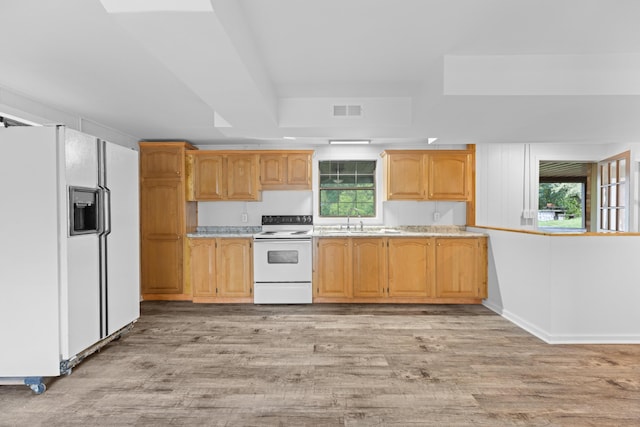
xmin=433 ymin=211 xmax=440 ymax=221
xmin=241 ymin=213 xmax=248 ymax=223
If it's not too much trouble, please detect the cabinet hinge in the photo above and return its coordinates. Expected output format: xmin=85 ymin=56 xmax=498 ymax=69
xmin=250 ymin=287 xmax=253 ymax=294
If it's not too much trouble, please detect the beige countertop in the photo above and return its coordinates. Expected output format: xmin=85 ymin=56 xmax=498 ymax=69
xmin=312 ymin=225 xmax=486 ymax=238
xmin=187 ymin=225 xmax=487 ymax=238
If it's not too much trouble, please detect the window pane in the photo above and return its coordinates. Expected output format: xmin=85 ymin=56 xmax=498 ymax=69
xmin=610 ymin=184 xmax=617 ymax=207
xmin=600 ymin=209 xmax=606 ymax=230
xmin=601 ymin=165 xmax=609 ymax=185
xmin=356 ymin=161 xmax=375 ymax=174
xmin=355 ymin=175 xmax=375 ymax=187
xmin=618 ymin=208 xmax=625 ymax=232
xmin=319 ymin=160 xmax=376 ymax=217
xmin=619 ymin=159 xmax=626 ymax=182
xmin=610 ymin=209 xmax=617 ymax=231
xmin=610 ymin=161 xmax=617 ymax=184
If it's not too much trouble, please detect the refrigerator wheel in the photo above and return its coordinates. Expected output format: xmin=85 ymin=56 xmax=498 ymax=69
xmin=24 ymin=377 xmax=46 ymax=394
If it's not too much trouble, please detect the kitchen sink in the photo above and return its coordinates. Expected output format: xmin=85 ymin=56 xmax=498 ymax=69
xmin=317 ymin=228 xmax=402 ymax=235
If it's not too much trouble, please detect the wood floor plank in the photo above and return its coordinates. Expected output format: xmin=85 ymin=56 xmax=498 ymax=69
xmin=1 ymin=302 xmax=639 ymax=426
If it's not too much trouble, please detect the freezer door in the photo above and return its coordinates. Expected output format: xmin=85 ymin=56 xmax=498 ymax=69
xmin=64 ymin=130 xmax=101 ymax=358
xmin=0 ymin=126 xmax=62 ymax=376
xmin=105 ymin=142 xmax=140 ymax=335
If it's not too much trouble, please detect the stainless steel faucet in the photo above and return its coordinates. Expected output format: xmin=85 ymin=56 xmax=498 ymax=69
xmin=347 ymin=207 xmax=363 ymax=231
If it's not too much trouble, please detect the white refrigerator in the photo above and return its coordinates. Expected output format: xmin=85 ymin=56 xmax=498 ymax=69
xmin=0 ymin=125 xmax=140 ymax=393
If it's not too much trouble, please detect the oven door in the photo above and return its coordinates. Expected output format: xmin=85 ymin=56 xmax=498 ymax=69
xmin=253 ymin=239 xmax=312 ymax=283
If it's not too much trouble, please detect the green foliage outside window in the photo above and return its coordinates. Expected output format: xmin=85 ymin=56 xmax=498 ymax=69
xmin=538 ymin=183 xmax=582 ymax=216
xmin=319 ymin=160 xmax=376 ymax=217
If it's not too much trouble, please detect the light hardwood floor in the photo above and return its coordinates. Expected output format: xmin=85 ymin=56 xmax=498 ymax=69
xmin=1 ymin=302 xmax=639 ymax=426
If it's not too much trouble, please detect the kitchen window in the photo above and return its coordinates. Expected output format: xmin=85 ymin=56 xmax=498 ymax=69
xmin=599 ymin=151 xmax=629 ymax=232
xmin=319 ymin=160 xmax=376 ymax=217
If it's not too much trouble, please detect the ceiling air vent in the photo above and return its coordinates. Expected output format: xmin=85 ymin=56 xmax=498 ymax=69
xmin=332 ymin=104 xmax=363 ymax=117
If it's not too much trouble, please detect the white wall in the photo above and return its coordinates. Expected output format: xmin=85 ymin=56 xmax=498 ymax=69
xmin=473 ymin=227 xmax=640 ymax=344
xmin=476 ymin=141 xmax=640 ymax=231
xmin=198 ymin=191 xmax=313 ymax=226
xmin=0 ymin=85 xmax=138 ymax=149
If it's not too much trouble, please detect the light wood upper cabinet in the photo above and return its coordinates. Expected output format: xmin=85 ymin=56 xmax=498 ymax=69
xmin=226 ymin=154 xmax=260 ymax=200
xmin=385 ymin=153 xmax=426 ymax=199
xmin=140 ymin=144 xmax=184 ymax=179
xmin=192 ymin=154 xmax=225 ymax=200
xmin=315 ymin=238 xmax=351 ymax=298
xmin=387 ymin=238 xmax=434 ymax=298
xmin=428 ymin=153 xmax=471 ymax=200
xmin=287 ymin=153 xmax=312 ymax=188
xmin=260 ymin=154 xmax=286 ymax=187
xmin=259 ymin=151 xmax=312 ymax=190
xmin=352 ymin=238 xmax=387 ymax=298
xmin=435 ymin=237 xmax=486 ymax=298
xmin=383 ymin=150 xmax=473 ymax=201
xmin=186 ymin=151 xmax=259 ymax=201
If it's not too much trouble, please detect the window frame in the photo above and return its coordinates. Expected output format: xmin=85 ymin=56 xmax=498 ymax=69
xmin=318 ymin=160 xmax=377 ymax=218
xmin=598 ymin=151 xmax=630 ymax=232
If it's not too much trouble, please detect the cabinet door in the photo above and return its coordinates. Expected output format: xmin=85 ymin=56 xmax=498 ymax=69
xmin=315 ymin=238 xmax=351 ymax=298
xmin=140 ymin=180 xmax=183 ymax=236
xmin=352 ymin=238 xmax=387 ymax=298
xmin=428 ymin=153 xmax=470 ymax=200
xmin=141 ymin=238 xmax=183 ymax=294
xmin=217 ymin=239 xmax=252 ymax=297
xmin=140 ymin=146 xmax=183 ymax=179
xmin=435 ymin=238 xmax=479 ymax=298
xmin=287 ymin=153 xmax=312 ymax=188
xmin=227 ymin=154 xmax=259 ymax=200
xmin=260 ymin=154 xmax=286 ymax=187
xmin=189 ymin=239 xmax=216 ymax=297
xmin=140 ymin=180 xmax=184 ymax=294
xmin=386 ymin=153 xmax=426 ymax=200
xmin=387 ymin=238 xmax=434 ymax=297
xmin=194 ymin=154 xmax=225 ymax=200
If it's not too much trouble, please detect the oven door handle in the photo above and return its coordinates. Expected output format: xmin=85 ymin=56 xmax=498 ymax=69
xmin=253 ymin=239 xmax=312 ymax=243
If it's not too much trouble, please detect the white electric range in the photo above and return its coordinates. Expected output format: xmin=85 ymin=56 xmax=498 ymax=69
xmin=253 ymin=215 xmax=313 ymax=304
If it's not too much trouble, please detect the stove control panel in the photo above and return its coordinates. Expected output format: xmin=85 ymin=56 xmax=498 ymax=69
xmin=261 ymin=215 xmax=313 ymax=225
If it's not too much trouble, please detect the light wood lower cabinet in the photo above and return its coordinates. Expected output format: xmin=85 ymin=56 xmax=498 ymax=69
xmin=314 ymin=238 xmax=351 ymax=298
xmin=387 ymin=238 xmax=434 ymax=298
xmin=435 ymin=237 xmax=487 ymax=298
xmin=188 ymin=238 xmax=253 ymax=303
xmin=352 ymin=238 xmax=387 ymax=298
xmin=314 ymin=236 xmax=487 ymax=303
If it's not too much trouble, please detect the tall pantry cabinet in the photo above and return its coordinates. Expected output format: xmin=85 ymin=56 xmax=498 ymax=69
xmin=139 ymin=142 xmax=197 ymax=300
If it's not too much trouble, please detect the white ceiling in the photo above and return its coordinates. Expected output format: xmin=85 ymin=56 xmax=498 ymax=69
xmin=2 ymin=0 xmax=640 ymax=146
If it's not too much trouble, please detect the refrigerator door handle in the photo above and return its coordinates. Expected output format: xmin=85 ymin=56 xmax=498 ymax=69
xmin=103 ymin=187 xmax=112 ymax=236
